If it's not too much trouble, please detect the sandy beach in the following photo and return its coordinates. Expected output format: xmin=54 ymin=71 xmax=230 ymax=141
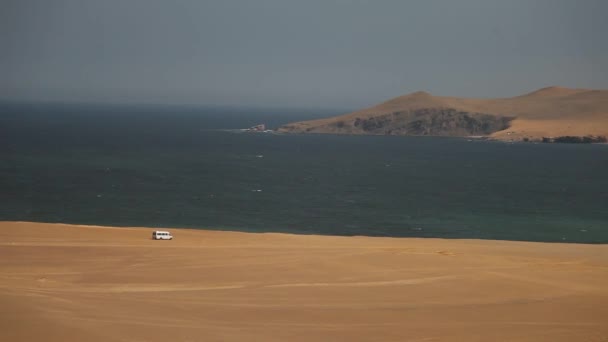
xmin=1 ymin=221 xmax=607 ymax=341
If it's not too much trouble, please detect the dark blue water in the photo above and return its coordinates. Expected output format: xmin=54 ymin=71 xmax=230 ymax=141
xmin=2 ymin=102 xmax=607 ymax=243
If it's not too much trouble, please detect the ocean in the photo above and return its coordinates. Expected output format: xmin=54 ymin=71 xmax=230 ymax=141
xmin=1 ymin=102 xmax=607 ymax=243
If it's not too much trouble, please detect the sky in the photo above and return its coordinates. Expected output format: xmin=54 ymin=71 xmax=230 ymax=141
xmin=2 ymin=0 xmax=607 ymax=109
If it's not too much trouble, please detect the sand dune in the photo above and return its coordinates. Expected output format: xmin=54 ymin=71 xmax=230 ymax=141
xmin=279 ymin=86 xmax=608 ymax=140
xmin=1 ymin=221 xmax=608 ymax=341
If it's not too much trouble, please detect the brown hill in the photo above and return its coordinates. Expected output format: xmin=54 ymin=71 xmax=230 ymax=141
xmin=278 ymin=86 xmax=608 ymax=141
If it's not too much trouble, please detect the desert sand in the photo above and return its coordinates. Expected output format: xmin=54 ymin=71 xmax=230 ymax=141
xmin=1 ymin=221 xmax=607 ymax=341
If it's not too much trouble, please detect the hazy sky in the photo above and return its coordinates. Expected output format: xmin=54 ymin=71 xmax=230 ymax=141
xmin=2 ymin=0 xmax=607 ymax=108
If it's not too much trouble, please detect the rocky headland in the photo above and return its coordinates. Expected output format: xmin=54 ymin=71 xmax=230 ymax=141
xmin=278 ymin=87 xmax=608 ymax=142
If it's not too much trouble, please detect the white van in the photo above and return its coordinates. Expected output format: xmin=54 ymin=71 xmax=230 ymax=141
xmin=152 ymin=231 xmax=173 ymax=240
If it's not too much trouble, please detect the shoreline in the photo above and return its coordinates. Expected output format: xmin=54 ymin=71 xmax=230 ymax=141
xmin=4 ymin=220 xmax=606 ymax=245
xmin=2 ymin=221 xmax=608 ymax=341
xmin=279 ymin=129 xmax=608 ymax=144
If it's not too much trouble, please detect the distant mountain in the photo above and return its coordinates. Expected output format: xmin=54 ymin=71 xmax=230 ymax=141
xmin=278 ymin=87 xmax=608 ymax=141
